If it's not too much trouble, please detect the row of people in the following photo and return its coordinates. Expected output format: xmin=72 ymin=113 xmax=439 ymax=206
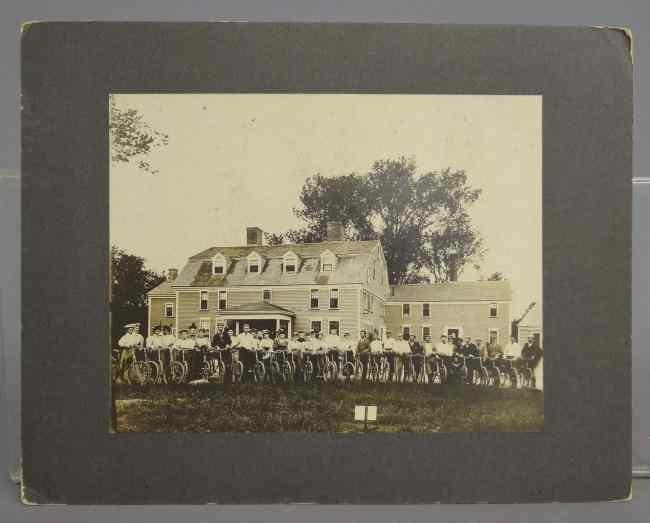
xmin=117 ymin=321 xmax=543 ymax=384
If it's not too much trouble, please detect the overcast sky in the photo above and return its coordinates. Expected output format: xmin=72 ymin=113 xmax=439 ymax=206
xmin=110 ymin=94 xmax=541 ymax=317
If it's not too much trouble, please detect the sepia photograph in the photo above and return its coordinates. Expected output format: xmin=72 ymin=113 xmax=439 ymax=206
xmin=109 ymin=93 xmax=543 ymax=433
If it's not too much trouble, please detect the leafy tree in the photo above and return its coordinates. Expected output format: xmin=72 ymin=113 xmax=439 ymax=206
xmin=110 ymin=246 xmax=165 ymax=346
xmin=109 ymin=95 xmax=169 ymax=174
xmin=268 ymin=156 xmax=484 ymax=284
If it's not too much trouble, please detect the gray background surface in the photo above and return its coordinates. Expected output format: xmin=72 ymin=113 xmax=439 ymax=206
xmin=0 ymin=0 xmax=648 ymax=519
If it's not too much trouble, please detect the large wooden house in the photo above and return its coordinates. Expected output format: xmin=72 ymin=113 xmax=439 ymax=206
xmin=147 ymin=225 xmax=513 ymax=343
xmin=148 ymin=224 xmax=390 ymax=338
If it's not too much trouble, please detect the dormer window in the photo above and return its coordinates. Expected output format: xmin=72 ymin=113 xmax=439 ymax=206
xmin=283 ymin=250 xmax=299 ymax=274
xmin=320 ymin=250 xmax=337 ymax=272
xmin=247 ymin=251 xmax=263 ymax=274
xmin=212 ymin=253 xmax=227 ymax=275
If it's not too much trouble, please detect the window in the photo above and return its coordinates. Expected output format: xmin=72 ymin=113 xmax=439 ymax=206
xmin=329 ymin=288 xmax=339 ymax=309
xmin=362 ymin=290 xmax=371 ymax=313
xmin=489 ymin=328 xmax=499 ymax=346
xmin=212 ymin=253 xmax=227 ymax=275
xmin=310 ymin=289 xmax=320 ymax=309
xmin=311 ymin=320 xmax=322 ymax=334
xmin=489 ymin=303 xmax=498 ymax=318
xmin=199 ymin=318 xmax=210 ymax=335
xmin=164 ymin=302 xmax=174 ymax=318
xmin=263 ymin=289 xmax=272 ymax=303
xmin=320 ymin=250 xmax=336 ymax=272
xmin=390 ymin=287 xmax=395 ymax=297
xmin=402 ymin=325 xmax=411 ymax=339
xmin=247 ymin=251 xmax=263 ymax=274
xmin=402 ymin=303 xmax=411 ymax=319
xmin=373 ymin=261 xmax=377 ymax=280
xmin=328 ymin=320 xmax=340 ymax=335
xmin=422 ymin=326 xmax=431 ymax=340
xmin=217 ymin=290 xmax=227 ymax=310
xmin=422 ymin=303 xmax=430 ymax=319
xmin=283 ymin=251 xmax=299 ymax=273
xmin=200 ymin=290 xmax=209 ymax=310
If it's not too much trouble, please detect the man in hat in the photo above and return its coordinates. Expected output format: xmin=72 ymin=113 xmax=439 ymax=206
xmin=356 ymin=329 xmax=371 ymax=381
xmin=521 ymin=335 xmax=543 ymax=369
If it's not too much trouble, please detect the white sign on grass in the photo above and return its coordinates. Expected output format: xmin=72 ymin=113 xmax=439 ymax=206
xmin=354 ymin=405 xmax=378 ymax=422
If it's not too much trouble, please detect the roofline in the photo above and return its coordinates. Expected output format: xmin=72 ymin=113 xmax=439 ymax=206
xmin=188 ymin=239 xmax=381 ymax=261
xmin=386 ymin=299 xmax=511 ymax=305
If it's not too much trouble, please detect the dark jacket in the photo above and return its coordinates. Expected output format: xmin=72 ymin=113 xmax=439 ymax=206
xmin=357 ymin=337 xmax=371 ymax=353
xmin=466 ymin=343 xmax=480 ymax=358
xmin=521 ymin=342 xmax=543 ymax=366
xmin=409 ymin=341 xmax=424 ymax=355
xmin=212 ymin=331 xmax=231 ymax=349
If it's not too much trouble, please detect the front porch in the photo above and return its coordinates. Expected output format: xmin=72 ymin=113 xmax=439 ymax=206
xmin=215 ymin=302 xmax=296 ymax=336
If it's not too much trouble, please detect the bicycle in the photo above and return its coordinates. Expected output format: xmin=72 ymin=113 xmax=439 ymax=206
xmin=169 ymin=347 xmax=190 ymax=384
xmin=202 ymin=348 xmax=226 ymax=383
xmin=466 ymin=355 xmax=489 ymax=386
xmin=447 ymin=353 xmax=468 ymax=385
xmin=300 ymin=350 xmax=315 ymax=384
xmin=497 ymin=356 xmax=518 ymax=388
xmin=320 ymin=350 xmax=338 ymax=383
xmin=377 ymin=351 xmax=391 ymax=383
xmin=426 ymin=353 xmax=445 ymax=384
xmin=125 ymin=347 xmax=154 ymax=386
xmin=484 ymin=355 xmax=506 ymax=387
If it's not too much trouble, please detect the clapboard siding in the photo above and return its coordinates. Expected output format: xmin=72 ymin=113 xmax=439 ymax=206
xmin=178 ymin=286 xmax=361 ymax=338
xmin=385 ymin=302 xmax=511 ymax=345
xmin=360 ymin=287 xmax=386 ymax=337
xmin=148 ymin=297 xmax=176 ymax=335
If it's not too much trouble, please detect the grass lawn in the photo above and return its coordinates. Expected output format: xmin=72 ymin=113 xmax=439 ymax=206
xmin=113 ymin=382 xmax=543 ymax=433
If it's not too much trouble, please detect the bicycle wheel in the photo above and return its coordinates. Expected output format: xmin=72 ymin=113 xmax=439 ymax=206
xmin=322 ymin=362 xmax=334 ymax=383
xmin=170 ymin=361 xmax=185 ymax=384
xmin=303 ymin=361 xmax=314 ymax=384
xmin=200 ymin=361 xmax=211 ymax=380
xmin=270 ymin=361 xmax=282 ymax=383
xmin=281 ymin=360 xmax=292 ymax=383
xmin=254 ymin=361 xmax=266 ymax=383
xmin=233 ymin=361 xmax=244 ymax=384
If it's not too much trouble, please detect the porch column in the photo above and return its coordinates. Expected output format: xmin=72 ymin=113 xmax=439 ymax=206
xmin=235 ymin=320 xmax=240 ymax=335
xmin=288 ymin=320 xmax=292 ymax=339
xmin=275 ymin=318 xmax=280 ymax=334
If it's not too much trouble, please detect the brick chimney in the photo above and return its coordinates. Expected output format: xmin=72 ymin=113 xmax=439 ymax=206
xmin=246 ymin=227 xmax=263 ymax=246
xmin=326 ymin=222 xmax=345 ymax=241
xmin=167 ymin=268 xmax=178 ymax=281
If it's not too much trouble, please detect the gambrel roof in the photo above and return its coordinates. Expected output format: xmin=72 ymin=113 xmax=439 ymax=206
xmin=174 ymin=240 xmax=381 ymax=287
